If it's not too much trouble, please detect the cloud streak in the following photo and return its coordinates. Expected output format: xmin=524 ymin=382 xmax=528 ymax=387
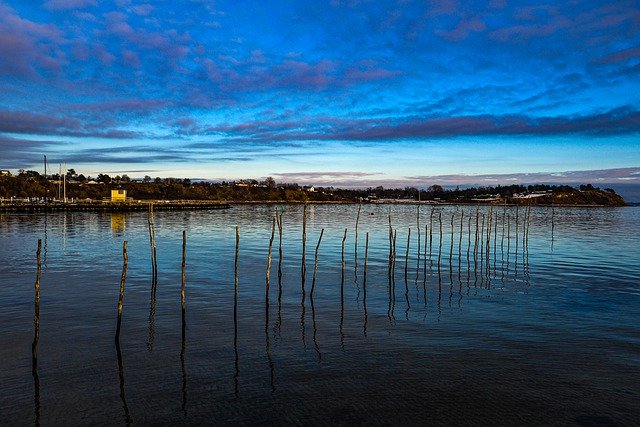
xmin=206 ymin=107 xmax=640 ymax=143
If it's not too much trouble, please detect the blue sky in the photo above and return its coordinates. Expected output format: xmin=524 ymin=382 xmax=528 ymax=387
xmin=1 ymin=0 xmax=639 ymax=187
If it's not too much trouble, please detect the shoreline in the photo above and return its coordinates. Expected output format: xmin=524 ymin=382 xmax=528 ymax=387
xmin=0 ymin=199 xmax=628 ymax=212
xmin=0 ymin=200 xmax=231 ymax=212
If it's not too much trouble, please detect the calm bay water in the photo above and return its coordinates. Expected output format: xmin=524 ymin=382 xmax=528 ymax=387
xmin=1 ymin=204 xmax=639 ymax=425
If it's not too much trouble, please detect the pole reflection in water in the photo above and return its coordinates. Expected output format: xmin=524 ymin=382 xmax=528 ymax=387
xmin=311 ymin=229 xmax=324 ymax=362
xmin=32 ymin=240 xmax=41 ymax=427
xmin=311 ymin=294 xmax=322 ymax=363
xmin=181 ymin=230 xmax=188 ymax=416
xmin=423 ymin=223 xmax=428 ymax=307
xmin=147 ymin=272 xmax=158 ymax=352
xmin=466 ymin=217 xmax=471 ymax=293
xmin=340 ymin=228 xmax=346 ymax=348
xmin=115 ymin=340 xmax=132 ymax=425
xmin=234 ymin=226 xmax=239 ymax=398
xmin=264 ymin=209 xmax=277 ymax=392
xmin=363 ymin=232 xmax=369 ymax=337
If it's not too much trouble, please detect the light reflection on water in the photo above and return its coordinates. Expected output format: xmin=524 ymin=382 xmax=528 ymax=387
xmin=0 ymin=204 xmax=639 ymax=425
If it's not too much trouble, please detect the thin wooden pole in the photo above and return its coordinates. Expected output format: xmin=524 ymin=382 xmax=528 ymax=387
xmin=235 ymin=226 xmax=239 ymax=303
xmin=276 ymin=208 xmax=283 ymax=279
xmin=115 ymin=240 xmax=128 ymax=343
xmin=341 ymin=228 xmax=347 ymax=284
xmin=181 ymin=231 xmax=186 ymax=313
xmin=148 ymin=203 xmax=157 ymax=278
xmin=34 ymin=239 xmax=41 ymax=306
xmin=364 ymin=232 xmax=369 ymax=282
xmin=405 ymin=227 xmax=411 ymax=281
xmin=311 ymin=229 xmax=325 ymax=297
xmin=429 ymin=208 xmax=434 ymax=263
xmin=355 ymin=203 xmax=361 ymax=258
xmin=266 ymin=216 xmax=276 ymax=302
xmin=458 ymin=209 xmax=464 ymax=266
xmin=437 ymin=211 xmax=443 ymax=269
xmin=302 ymin=204 xmax=307 ymax=280
xmin=388 ymin=208 xmax=393 ymax=281
xmin=449 ymin=212 xmax=455 ymax=270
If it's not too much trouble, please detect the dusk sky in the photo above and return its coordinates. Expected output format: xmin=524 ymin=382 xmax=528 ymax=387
xmin=1 ymin=0 xmax=639 ymax=187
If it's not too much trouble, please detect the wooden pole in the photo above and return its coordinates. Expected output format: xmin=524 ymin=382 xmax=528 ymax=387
xmin=276 ymin=208 xmax=283 ymax=279
xmin=429 ymin=208 xmax=434 ymax=263
xmin=405 ymin=227 xmax=411 ymax=281
xmin=392 ymin=229 xmax=397 ymax=275
xmin=302 ymin=204 xmax=307 ymax=280
xmin=364 ymin=232 xmax=369 ymax=282
xmin=235 ymin=226 xmax=239 ymax=304
xmin=311 ymin=229 xmax=325 ymax=297
xmin=181 ymin=231 xmax=186 ymax=313
xmin=341 ymin=228 xmax=347 ymax=284
xmin=437 ymin=211 xmax=443 ymax=269
xmin=388 ymin=208 xmax=393 ymax=281
xmin=458 ymin=209 xmax=464 ymax=267
xmin=355 ymin=203 xmax=361 ymax=258
xmin=266 ymin=216 xmax=276 ymax=304
xmin=148 ymin=203 xmax=157 ymax=278
xmin=115 ymin=240 xmax=128 ymax=343
xmin=449 ymin=212 xmax=455 ymax=270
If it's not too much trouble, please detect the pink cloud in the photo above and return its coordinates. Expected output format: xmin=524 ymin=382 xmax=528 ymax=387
xmin=122 ymin=49 xmax=141 ymax=68
xmin=598 ymin=46 xmax=640 ymax=64
xmin=0 ymin=3 xmax=66 ymax=77
xmin=438 ymin=17 xmax=487 ymax=42
xmin=132 ymin=4 xmax=154 ymax=16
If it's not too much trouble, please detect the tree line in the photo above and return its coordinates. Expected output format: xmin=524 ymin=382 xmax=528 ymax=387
xmin=0 ymin=169 xmax=624 ymax=206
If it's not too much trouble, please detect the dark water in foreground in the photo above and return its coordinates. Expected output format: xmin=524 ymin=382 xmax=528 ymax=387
xmin=1 ymin=204 xmax=639 ymax=425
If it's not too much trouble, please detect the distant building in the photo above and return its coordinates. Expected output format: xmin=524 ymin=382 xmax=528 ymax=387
xmin=0 ymin=170 xmax=11 ymax=176
xmin=111 ymin=189 xmax=127 ymax=202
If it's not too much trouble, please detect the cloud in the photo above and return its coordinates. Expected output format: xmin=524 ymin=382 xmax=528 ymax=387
xmin=0 ymin=135 xmax=61 ymax=168
xmin=0 ymin=3 xmax=66 ymax=77
xmin=43 ymin=0 xmax=97 ymax=11
xmin=597 ymin=46 xmax=640 ymax=64
xmin=405 ymin=167 xmax=640 ymax=186
xmin=131 ymin=4 xmax=154 ymax=16
xmin=205 ymin=107 xmax=640 ymax=143
xmin=266 ymin=167 xmax=640 ymax=188
xmin=0 ymin=109 xmax=145 ymax=139
xmin=273 ymin=171 xmax=378 ymax=180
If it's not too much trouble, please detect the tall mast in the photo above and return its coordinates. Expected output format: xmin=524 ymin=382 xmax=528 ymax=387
xmin=63 ymin=161 xmax=67 ymax=203
xmin=44 ymin=155 xmax=47 ymax=203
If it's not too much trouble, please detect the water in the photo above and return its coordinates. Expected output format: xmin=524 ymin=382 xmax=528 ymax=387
xmin=1 ymin=204 xmax=639 ymax=425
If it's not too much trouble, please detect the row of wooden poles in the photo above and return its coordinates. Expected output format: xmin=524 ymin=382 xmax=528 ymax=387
xmin=31 ymin=202 xmax=537 ymax=350
xmin=28 ymin=203 xmax=537 ymax=424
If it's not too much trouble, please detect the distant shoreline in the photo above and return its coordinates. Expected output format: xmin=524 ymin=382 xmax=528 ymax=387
xmin=0 ymin=200 xmax=230 ymax=212
xmin=0 ymin=199 xmax=629 ymax=213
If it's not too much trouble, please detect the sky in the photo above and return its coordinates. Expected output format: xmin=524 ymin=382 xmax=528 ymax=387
xmin=1 ymin=0 xmax=639 ymax=188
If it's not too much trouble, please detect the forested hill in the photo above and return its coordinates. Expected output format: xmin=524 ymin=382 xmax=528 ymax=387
xmin=0 ymin=172 xmax=626 ymax=206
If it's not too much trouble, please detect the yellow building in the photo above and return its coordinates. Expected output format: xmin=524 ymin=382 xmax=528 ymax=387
xmin=111 ymin=189 xmax=127 ymax=202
